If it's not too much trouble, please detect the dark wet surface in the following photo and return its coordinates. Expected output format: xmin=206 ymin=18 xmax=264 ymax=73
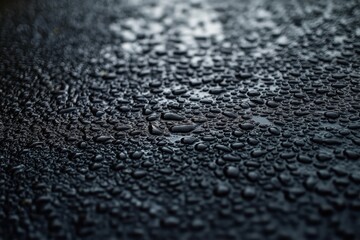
xmin=0 ymin=0 xmax=360 ymax=239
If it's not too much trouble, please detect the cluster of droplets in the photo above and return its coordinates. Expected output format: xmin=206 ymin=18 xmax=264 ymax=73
xmin=0 ymin=0 xmax=360 ymax=239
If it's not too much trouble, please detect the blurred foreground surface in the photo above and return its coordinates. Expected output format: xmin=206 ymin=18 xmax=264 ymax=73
xmin=0 ymin=0 xmax=360 ymax=239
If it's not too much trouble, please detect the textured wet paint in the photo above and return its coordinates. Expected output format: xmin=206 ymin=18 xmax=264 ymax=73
xmin=0 ymin=0 xmax=360 ymax=239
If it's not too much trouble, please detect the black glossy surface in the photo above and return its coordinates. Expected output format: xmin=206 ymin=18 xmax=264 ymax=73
xmin=1 ymin=0 xmax=360 ymax=239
